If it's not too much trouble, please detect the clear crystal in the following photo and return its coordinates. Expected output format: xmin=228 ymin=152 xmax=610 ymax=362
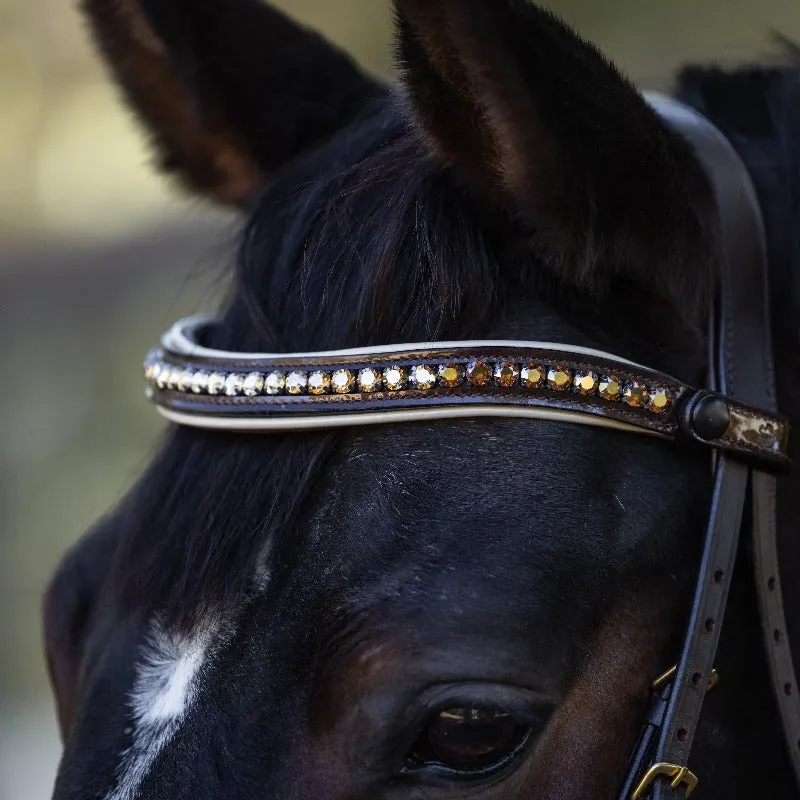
xmin=243 ymin=372 xmax=265 ymax=397
xmin=207 ymin=372 xmax=226 ymax=396
xmin=331 ymin=369 xmax=355 ymax=394
xmin=358 ymin=367 xmax=382 ymax=392
xmin=191 ymin=372 xmax=210 ymax=394
xmin=177 ymin=369 xmax=194 ymax=393
xmin=265 ymin=371 xmax=286 ymax=396
xmin=156 ymin=365 xmax=170 ymax=389
xmin=167 ymin=368 xmax=182 ymax=390
xmin=224 ymin=373 xmax=246 ymax=396
xmin=383 ymin=367 xmax=407 ymax=391
xmin=410 ymin=365 xmax=437 ymax=390
xmin=308 ymin=371 xmax=331 ymax=395
xmin=286 ymin=371 xmax=308 ymax=395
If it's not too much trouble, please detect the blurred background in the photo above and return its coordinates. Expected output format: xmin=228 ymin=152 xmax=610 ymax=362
xmin=1 ymin=0 xmax=799 ymax=797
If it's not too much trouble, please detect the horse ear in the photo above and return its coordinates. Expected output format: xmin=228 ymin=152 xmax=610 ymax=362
xmin=82 ymin=0 xmax=383 ymax=206
xmin=395 ymin=0 xmax=716 ymax=309
xmin=43 ymin=523 xmax=118 ymax=738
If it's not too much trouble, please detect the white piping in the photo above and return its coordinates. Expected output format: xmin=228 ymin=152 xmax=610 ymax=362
xmin=157 ymin=404 xmax=670 ymax=438
xmin=162 ymin=314 xmax=651 ymax=369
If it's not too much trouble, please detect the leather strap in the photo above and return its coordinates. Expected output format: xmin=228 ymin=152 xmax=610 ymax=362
xmin=635 ymin=97 xmax=800 ymax=796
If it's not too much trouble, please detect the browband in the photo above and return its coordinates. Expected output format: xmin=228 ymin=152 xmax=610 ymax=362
xmin=144 ymin=314 xmax=789 ymax=469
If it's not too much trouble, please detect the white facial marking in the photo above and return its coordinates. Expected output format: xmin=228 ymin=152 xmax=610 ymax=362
xmin=104 ymin=617 xmax=216 ymax=800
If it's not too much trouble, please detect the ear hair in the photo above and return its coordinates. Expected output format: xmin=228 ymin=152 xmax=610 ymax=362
xmin=395 ymin=0 xmax=717 ymax=316
xmin=82 ymin=0 xmax=384 ymax=206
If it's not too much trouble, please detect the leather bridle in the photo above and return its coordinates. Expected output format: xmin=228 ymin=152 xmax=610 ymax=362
xmin=141 ymin=96 xmax=796 ymax=798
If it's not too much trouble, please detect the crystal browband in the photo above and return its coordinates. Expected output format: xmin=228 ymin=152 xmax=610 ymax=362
xmin=144 ymin=315 xmax=790 ymax=468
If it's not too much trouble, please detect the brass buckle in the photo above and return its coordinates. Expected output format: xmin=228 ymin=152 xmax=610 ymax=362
xmin=651 ymin=665 xmax=719 ymax=693
xmin=632 ymin=763 xmax=699 ymax=799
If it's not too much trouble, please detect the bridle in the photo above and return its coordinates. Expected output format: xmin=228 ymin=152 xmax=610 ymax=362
xmin=142 ymin=95 xmax=795 ymax=798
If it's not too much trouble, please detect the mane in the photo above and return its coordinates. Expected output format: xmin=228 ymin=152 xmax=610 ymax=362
xmin=110 ymin=87 xmax=717 ymax=632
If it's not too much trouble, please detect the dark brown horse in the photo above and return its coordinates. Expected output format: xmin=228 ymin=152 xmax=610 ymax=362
xmin=44 ymin=1 xmax=800 ymax=798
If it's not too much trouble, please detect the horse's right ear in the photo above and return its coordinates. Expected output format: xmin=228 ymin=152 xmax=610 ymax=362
xmin=81 ymin=0 xmax=383 ymax=207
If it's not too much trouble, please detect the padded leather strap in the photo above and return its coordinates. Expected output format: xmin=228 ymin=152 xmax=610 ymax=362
xmin=641 ymin=97 xmax=800 ymax=796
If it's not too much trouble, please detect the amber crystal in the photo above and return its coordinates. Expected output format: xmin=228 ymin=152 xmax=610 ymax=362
xmin=438 ymin=364 xmax=464 ymax=388
xmin=308 ymin=371 xmax=331 ymax=395
xmin=331 ymin=369 xmax=356 ymax=394
xmin=648 ymin=388 xmax=672 ymax=414
xmin=547 ymin=365 xmax=572 ymax=392
xmin=494 ymin=361 xmax=520 ymax=388
xmin=466 ymin=360 xmax=492 ymax=387
xmin=410 ymin=365 xmax=437 ymax=390
xmin=521 ymin=364 xmax=545 ymax=389
xmin=623 ymin=381 xmax=649 ymax=408
xmin=573 ymin=371 xmax=599 ymax=396
xmin=286 ymin=371 xmax=308 ymax=395
xmin=599 ymin=375 xmax=622 ymax=401
xmin=358 ymin=367 xmax=382 ymax=392
xmin=383 ymin=366 xmax=407 ymax=391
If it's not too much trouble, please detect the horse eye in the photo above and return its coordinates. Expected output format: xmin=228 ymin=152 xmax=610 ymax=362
xmin=407 ymin=705 xmax=528 ymax=777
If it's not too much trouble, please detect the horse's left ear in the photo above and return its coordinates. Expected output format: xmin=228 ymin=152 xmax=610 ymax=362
xmin=82 ymin=0 xmax=383 ymax=206
xmin=43 ymin=522 xmax=119 ymax=738
xmin=396 ymin=0 xmax=716 ymax=311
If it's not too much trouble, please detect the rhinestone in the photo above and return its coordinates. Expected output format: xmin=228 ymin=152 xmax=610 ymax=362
xmin=623 ymin=381 xmax=649 ymax=408
xmin=167 ymin=368 xmax=182 ymax=390
xmin=144 ymin=361 xmax=160 ymax=382
xmin=286 ymin=371 xmax=308 ymax=395
xmin=599 ymin=375 xmax=622 ymax=401
xmin=224 ymin=373 xmax=246 ymax=396
xmin=243 ymin=372 xmax=265 ymax=397
xmin=156 ymin=366 xmax=170 ymax=390
xmin=331 ymin=369 xmax=356 ymax=394
xmin=466 ymin=360 xmax=492 ymax=387
xmin=207 ymin=372 xmax=226 ymax=395
xmin=494 ymin=361 xmax=520 ymax=388
xmin=358 ymin=367 xmax=382 ymax=392
xmin=191 ymin=371 xmax=210 ymax=394
xmin=308 ymin=371 xmax=331 ymax=395
xmin=438 ymin=363 xmax=464 ymax=388
xmin=384 ymin=366 xmax=407 ymax=391
xmin=265 ymin=371 xmax=286 ymax=396
xmin=573 ymin=371 xmax=599 ymax=396
xmin=547 ymin=365 xmax=572 ymax=392
xmin=649 ymin=387 xmax=673 ymax=414
xmin=177 ymin=369 xmax=194 ymax=393
xmin=410 ymin=365 xmax=437 ymax=390
xmin=521 ymin=363 xmax=545 ymax=389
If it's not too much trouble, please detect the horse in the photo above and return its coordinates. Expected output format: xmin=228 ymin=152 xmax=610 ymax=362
xmin=43 ymin=1 xmax=800 ymax=798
